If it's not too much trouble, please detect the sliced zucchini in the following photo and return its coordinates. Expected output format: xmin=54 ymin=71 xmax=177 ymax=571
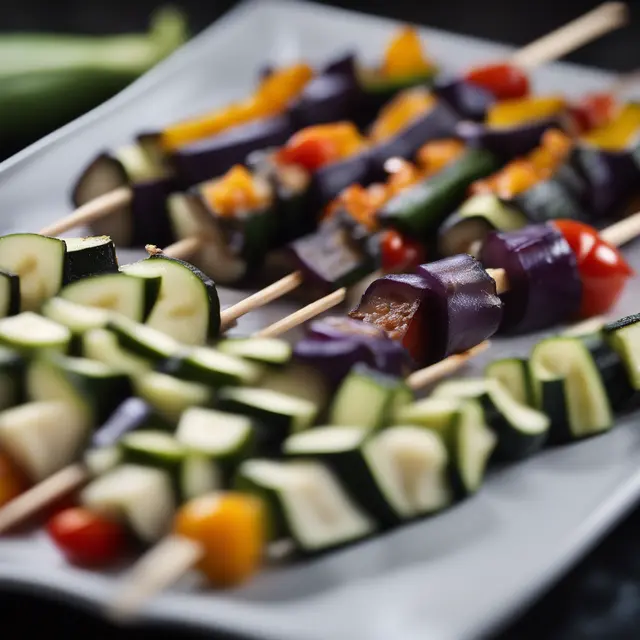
xmin=397 ymin=397 xmax=496 ymax=498
xmin=0 ymin=270 xmax=20 ymax=318
xmin=329 ymin=364 xmax=412 ymax=430
xmin=82 ymin=328 xmax=152 ymax=377
xmin=236 ymin=458 xmax=376 ymax=552
xmin=217 ymin=387 xmax=318 ymax=451
xmin=0 ymin=347 xmax=24 ymax=411
xmin=27 ymin=355 xmax=130 ymax=424
xmin=605 ymin=313 xmax=640 ymax=395
xmin=84 ymin=446 xmax=122 ymax=477
xmin=91 ymin=397 xmax=165 ymax=449
xmin=485 ymin=358 xmax=533 ymax=407
xmin=217 ymin=337 xmax=292 ymax=366
xmin=162 ymin=346 xmax=262 ymax=388
xmin=260 ymin=362 xmax=331 ymax=408
xmin=0 ymin=401 xmax=91 ymax=481
xmin=0 ymin=312 xmax=71 ymax=355
xmin=80 ymin=464 xmax=175 ymax=543
xmin=59 ymin=273 xmax=160 ymax=323
xmin=42 ymin=297 xmax=111 ymax=336
xmin=61 ymin=236 xmax=118 ymax=284
xmin=108 ymin=315 xmax=182 ymax=364
xmin=121 ymin=255 xmax=221 ymax=344
xmin=432 ymin=377 xmax=549 ymax=460
xmin=176 ymin=407 xmax=255 ymax=466
xmin=284 ymin=425 xmax=451 ymax=525
xmin=0 ymin=233 xmax=66 ymax=311
xmin=133 ymin=371 xmax=214 ymax=424
xmin=120 ymin=430 xmax=186 ymax=475
xmin=529 ymin=336 xmax=613 ymax=442
xmin=180 ymin=454 xmax=222 ymax=501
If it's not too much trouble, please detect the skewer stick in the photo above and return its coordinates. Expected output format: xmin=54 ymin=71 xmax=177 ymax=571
xmin=105 ymin=341 xmax=487 ymax=621
xmin=510 ymin=2 xmax=628 ymax=69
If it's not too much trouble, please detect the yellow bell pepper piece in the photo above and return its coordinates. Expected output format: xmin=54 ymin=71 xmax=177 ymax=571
xmin=381 ymin=26 xmax=435 ymax=78
xmin=370 ymin=87 xmax=436 ymax=142
xmin=486 ymin=95 xmax=566 ymax=128
xmin=582 ymin=103 xmax=640 ymax=151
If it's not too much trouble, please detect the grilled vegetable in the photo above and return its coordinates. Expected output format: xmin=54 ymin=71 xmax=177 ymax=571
xmin=529 ymin=336 xmax=613 ymax=442
xmin=82 ymin=328 xmax=152 ymax=377
xmin=42 ymin=298 xmax=110 ymax=337
xmin=0 ymin=312 xmax=71 ymax=355
xmin=433 ymin=75 xmax=494 ymax=121
xmin=485 ymin=358 xmax=533 ymax=407
xmin=604 ymin=313 xmax=640 ymax=407
xmin=236 ymin=458 xmax=376 ymax=553
xmin=61 ymin=236 xmax=118 ymax=284
xmin=121 ymin=255 xmax=221 ymax=344
xmin=216 ymin=337 xmax=292 ymax=367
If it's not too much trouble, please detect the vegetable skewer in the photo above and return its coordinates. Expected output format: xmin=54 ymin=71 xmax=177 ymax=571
xmin=39 ymin=3 xmax=627 ymax=243
xmin=0 ymin=341 xmax=487 ymax=534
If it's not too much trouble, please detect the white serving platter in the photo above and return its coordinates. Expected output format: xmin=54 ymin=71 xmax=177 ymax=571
xmin=0 ymin=1 xmax=639 ymax=639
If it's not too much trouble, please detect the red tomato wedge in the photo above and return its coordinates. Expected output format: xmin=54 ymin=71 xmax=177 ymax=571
xmin=464 ymin=63 xmax=530 ymax=101
xmin=552 ymin=220 xmax=634 ymax=318
xmin=47 ymin=507 xmax=127 ymax=567
xmin=381 ymin=229 xmax=426 ymax=273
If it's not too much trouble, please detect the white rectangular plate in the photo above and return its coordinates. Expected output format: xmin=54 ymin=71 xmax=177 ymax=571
xmin=1 ymin=1 xmax=640 ymax=639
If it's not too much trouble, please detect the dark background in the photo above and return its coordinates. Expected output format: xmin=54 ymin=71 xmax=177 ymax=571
xmin=3 ymin=0 xmax=640 ymax=638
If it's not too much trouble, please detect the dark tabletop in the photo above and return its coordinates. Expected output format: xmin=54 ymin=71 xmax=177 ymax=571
xmin=3 ymin=1 xmax=640 ymax=638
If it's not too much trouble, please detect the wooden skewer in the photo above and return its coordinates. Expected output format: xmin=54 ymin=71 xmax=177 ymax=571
xmin=510 ymin=2 xmax=628 ymax=69
xmin=38 ymin=2 xmax=627 ymax=254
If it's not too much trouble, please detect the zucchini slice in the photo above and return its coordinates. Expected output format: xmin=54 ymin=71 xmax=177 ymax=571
xmin=0 ymin=347 xmax=24 ymax=411
xmin=217 ymin=387 xmax=318 ymax=451
xmin=260 ymin=363 xmax=331 ymax=409
xmin=605 ymin=313 xmax=640 ymax=403
xmin=80 ymin=464 xmax=176 ymax=543
xmin=329 ymin=364 xmax=413 ymax=430
xmin=27 ymin=355 xmax=130 ymax=424
xmin=82 ymin=328 xmax=152 ymax=377
xmin=0 ymin=401 xmax=91 ymax=481
xmin=0 ymin=270 xmax=20 ymax=318
xmin=108 ymin=316 xmax=182 ymax=364
xmin=0 ymin=312 xmax=71 ymax=355
xmin=42 ymin=297 xmax=111 ymax=336
xmin=284 ymin=425 xmax=451 ymax=526
xmin=180 ymin=454 xmax=222 ymax=501
xmin=59 ymin=273 xmax=160 ymax=323
xmin=120 ymin=430 xmax=187 ymax=479
xmin=162 ymin=346 xmax=262 ymax=388
xmin=84 ymin=447 xmax=122 ymax=478
xmin=0 ymin=233 xmax=66 ymax=311
xmin=61 ymin=236 xmax=118 ymax=284
xmin=397 ymin=397 xmax=496 ymax=498
xmin=217 ymin=337 xmax=292 ymax=366
xmin=236 ymin=458 xmax=376 ymax=552
xmin=176 ymin=407 xmax=255 ymax=467
xmin=133 ymin=371 xmax=214 ymax=424
xmin=121 ymin=255 xmax=221 ymax=344
xmin=432 ymin=377 xmax=549 ymax=460
xmin=529 ymin=336 xmax=613 ymax=442
xmin=485 ymin=358 xmax=533 ymax=407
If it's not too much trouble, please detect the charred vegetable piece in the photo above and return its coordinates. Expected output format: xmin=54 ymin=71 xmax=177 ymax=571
xmin=377 ymin=148 xmax=500 ymax=240
xmin=552 ymin=220 xmax=634 ymax=318
xmin=288 ymin=211 xmax=381 ymax=291
xmin=480 ymin=223 xmax=582 ymax=334
xmin=417 ymin=254 xmax=502 ymax=363
xmin=349 ymin=273 xmax=432 ymax=364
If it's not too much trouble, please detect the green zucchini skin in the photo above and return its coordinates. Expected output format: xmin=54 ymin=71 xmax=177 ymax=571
xmin=0 ymin=270 xmax=20 ymax=319
xmin=62 ymin=237 xmax=119 ymax=284
xmin=0 ymin=348 xmax=24 ymax=411
xmin=604 ymin=313 xmax=640 ymax=409
xmin=376 ymin=148 xmax=500 ymax=240
xmin=485 ymin=358 xmax=534 ymax=407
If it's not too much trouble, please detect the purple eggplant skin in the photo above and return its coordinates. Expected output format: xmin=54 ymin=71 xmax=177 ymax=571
xmin=307 ymin=316 xmax=391 ymax=342
xmin=417 ymin=254 xmax=502 ymax=363
xmin=169 ymin=115 xmax=294 ymax=189
xmin=572 ymin=143 xmax=640 ymax=220
xmin=367 ymin=101 xmax=461 ymax=180
xmin=129 ymin=177 xmax=176 ymax=248
xmin=91 ymin=398 xmax=159 ymax=449
xmin=433 ymin=76 xmax=495 ymax=122
xmin=480 ymin=223 xmax=582 ymax=335
xmin=456 ymin=115 xmax=569 ymax=161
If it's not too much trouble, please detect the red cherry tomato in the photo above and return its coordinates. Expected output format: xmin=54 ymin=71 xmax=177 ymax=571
xmin=276 ymin=138 xmax=338 ymax=172
xmin=381 ymin=229 xmax=426 ymax=273
xmin=47 ymin=507 xmax=127 ymax=567
xmin=552 ymin=219 xmax=634 ymax=318
xmin=464 ymin=63 xmax=530 ymax=101
xmin=569 ymin=92 xmax=617 ymax=134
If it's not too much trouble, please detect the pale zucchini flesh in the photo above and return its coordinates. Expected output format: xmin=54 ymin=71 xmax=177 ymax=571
xmin=0 ymin=312 xmax=71 ymax=354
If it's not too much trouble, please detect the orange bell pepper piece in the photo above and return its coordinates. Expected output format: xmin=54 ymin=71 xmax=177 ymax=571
xmin=381 ymin=26 xmax=435 ymax=78
xmin=370 ymin=87 xmax=436 ymax=142
xmin=202 ymin=165 xmax=263 ymax=216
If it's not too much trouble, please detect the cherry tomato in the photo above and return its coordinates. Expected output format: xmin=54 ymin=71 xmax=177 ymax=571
xmin=552 ymin=219 xmax=634 ymax=318
xmin=47 ymin=507 xmax=127 ymax=567
xmin=174 ymin=492 xmax=265 ymax=588
xmin=381 ymin=229 xmax=426 ymax=273
xmin=569 ymin=92 xmax=617 ymax=134
xmin=0 ymin=453 xmax=28 ymax=508
xmin=464 ymin=63 xmax=530 ymax=101
xmin=276 ymin=138 xmax=339 ymax=172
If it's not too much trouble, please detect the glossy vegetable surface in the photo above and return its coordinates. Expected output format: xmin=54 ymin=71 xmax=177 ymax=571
xmin=463 ymin=63 xmax=529 ymax=101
